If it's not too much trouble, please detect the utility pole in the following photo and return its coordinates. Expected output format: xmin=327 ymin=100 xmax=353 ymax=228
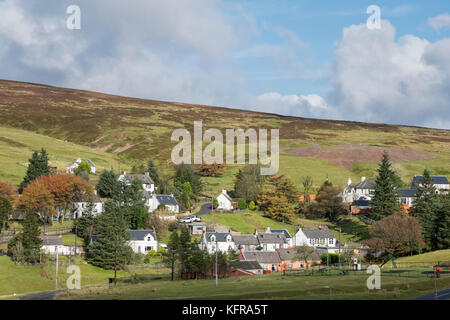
xmin=215 ymin=238 xmax=218 ymax=287
xmin=338 ymin=227 xmax=341 ymax=268
xmin=74 ymin=225 xmax=77 ymax=256
xmin=55 ymin=247 xmax=59 ymax=290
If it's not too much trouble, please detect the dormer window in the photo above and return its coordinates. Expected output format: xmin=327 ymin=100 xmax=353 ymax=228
xmin=147 ymin=236 xmax=152 ymax=242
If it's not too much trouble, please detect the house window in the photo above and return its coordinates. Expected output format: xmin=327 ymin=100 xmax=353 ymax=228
xmin=145 ymin=246 xmax=153 ymax=251
xmin=288 ymin=262 xmax=293 ymax=269
xmin=263 ymin=244 xmax=267 ymax=250
xmin=147 ymin=236 xmax=152 ymax=242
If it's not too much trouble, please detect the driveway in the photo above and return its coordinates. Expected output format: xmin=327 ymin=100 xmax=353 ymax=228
xmin=20 ymin=290 xmax=65 ymax=300
xmin=410 ymin=288 xmax=450 ymax=300
xmin=197 ymin=202 xmax=212 ymax=216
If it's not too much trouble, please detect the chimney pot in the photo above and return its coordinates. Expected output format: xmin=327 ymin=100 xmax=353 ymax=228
xmin=361 ymin=176 xmax=366 ymax=182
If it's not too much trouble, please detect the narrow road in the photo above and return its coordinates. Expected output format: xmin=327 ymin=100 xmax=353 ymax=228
xmin=197 ymin=202 xmax=212 ymax=216
xmin=19 ymin=289 xmax=65 ymax=300
xmin=410 ymin=288 xmax=450 ymax=300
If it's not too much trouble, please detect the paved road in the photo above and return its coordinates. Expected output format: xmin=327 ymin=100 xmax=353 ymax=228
xmin=197 ymin=202 xmax=212 ymax=216
xmin=20 ymin=290 xmax=65 ymax=300
xmin=410 ymin=288 xmax=450 ymax=300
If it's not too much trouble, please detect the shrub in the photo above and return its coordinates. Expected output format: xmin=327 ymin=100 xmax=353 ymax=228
xmin=238 ymin=199 xmax=247 ymax=210
xmin=248 ymin=201 xmax=256 ymax=210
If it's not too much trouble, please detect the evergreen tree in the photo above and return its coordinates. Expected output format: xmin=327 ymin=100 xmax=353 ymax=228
xmin=73 ymin=206 xmax=97 ymax=245
xmin=411 ymin=169 xmax=439 ymax=248
xmin=431 ymin=193 xmax=450 ymax=250
xmin=20 ymin=149 xmax=50 ymax=190
xmin=234 ymin=164 xmax=265 ymax=203
xmin=0 ymin=197 xmax=13 ymax=232
xmin=370 ymin=152 xmax=401 ymax=220
xmin=96 ymin=170 xmax=119 ymax=198
xmin=147 ymin=158 xmax=160 ymax=185
xmin=87 ymin=203 xmax=132 ymax=271
xmin=8 ymin=212 xmax=42 ymax=263
xmin=174 ymin=164 xmax=202 ymax=196
xmin=111 ymin=178 xmax=145 ymax=227
xmin=131 ymin=206 xmax=149 ymax=230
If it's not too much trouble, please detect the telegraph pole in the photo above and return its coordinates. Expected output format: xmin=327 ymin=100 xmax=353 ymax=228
xmin=215 ymin=238 xmax=218 ymax=287
xmin=55 ymin=247 xmax=59 ymax=290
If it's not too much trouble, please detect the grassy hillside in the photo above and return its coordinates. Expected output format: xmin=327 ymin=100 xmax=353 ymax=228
xmin=0 ymin=126 xmax=131 ymax=185
xmin=0 ymin=79 xmax=449 ymax=192
xmin=395 ymin=250 xmax=450 ymax=264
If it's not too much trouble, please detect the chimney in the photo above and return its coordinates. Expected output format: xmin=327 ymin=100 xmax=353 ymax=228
xmin=266 ymin=226 xmax=271 ymax=233
xmin=222 ymin=189 xmax=227 ymax=195
xmin=361 ymin=176 xmax=366 ymax=182
xmin=145 ymin=172 xmax=149 ymax=177
xmin=254 ymin=228 xmax=258 ymax=235
xmin=347 ymin=178 xmax=352 ymax=186
xmin=318 ymin=225 xmax=322 ymax=230
xmin=123 ymin=171 xmax=126 ymax=175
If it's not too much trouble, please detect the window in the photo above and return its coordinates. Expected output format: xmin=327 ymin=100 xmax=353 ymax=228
xmin=145 ymin=246 xmax=153 ymax=251
xmin=263 ymin=244 xmax=267 ymax=250
xmin=147 ymin=236 xmax=152 ymax=242
xmin=288 ymin=262 xmax=293 ymax=269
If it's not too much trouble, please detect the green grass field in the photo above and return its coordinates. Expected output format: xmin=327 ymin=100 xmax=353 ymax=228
xmin=0 ymin=255 xmax=169 ymax=298
xmin=57 ymin=270 xmax=450 ymax=300
xmin=395 ymin=250 xmax=450 ymax=264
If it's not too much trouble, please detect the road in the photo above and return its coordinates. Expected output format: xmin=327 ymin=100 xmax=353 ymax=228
xmin=197 ymin=202 xmax=212 ymax=216
xmin=19 ymin=290 xmax=65 ymax=300
xmin=410 ymin=288 xmax=450 ymax=300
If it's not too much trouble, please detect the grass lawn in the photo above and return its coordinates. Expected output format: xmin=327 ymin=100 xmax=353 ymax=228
xmin=57 ymin=270 xmax=450 ymax=300
xmin=395 ymin=250 xmax=450 ymax=264
xmin=8 ymin=220 xmax=74 ymax=233
xmin=61 ymin=234 xmax=85 ymax=246
xmin=0 ymin=255 xmax=169 ymax=298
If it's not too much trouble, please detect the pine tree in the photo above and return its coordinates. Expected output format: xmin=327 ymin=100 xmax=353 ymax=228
xmin=87 ymin=204 xmax=132 ymax=273
xmin=20 ymin=149 xmax=50 ymax=191
xmin=0 ymin=197 xmax=13 ymax=232
xmin=411 ymin=169 xmax=439 ymax=248
xmin=96 ymin=170 xmax=119 ymax=198
xmin=147 ymin=158 xmax=160 ymax=185
xmin=370 ymin=152 xmax=401 ymax=220
xmin=432 ymin=194 xmax=450 ymax=250
xmin=8 ymin=212 xmax=43 ymax=263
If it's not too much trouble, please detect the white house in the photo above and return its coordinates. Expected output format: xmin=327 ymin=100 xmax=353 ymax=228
xmin=410 ymin=175 xmax=449 ymax=194
xmin=216 ymin=190 xmax=234 ymax=211
xmin=340 ymin=177 xmax=376 ymax=203
xmin=293 ymin=227 xmax=336 ymax=248
xmin=255 ymin=230 xmax=289 ymax=251
xmin=41 ymin=236 xmax=77 ymax=256
xmin=199 ymin=232 xmax=235 ymax=254
xmin=147 ymin=194 xmax=179 ymax=213
xmin=397 ymin=189 xmax=418 ymax=206
xmin=66 ymin=158 xmax=96 ymax=174
xmin=265 ymin=227 xmax=293 ymax=247
xmin=118 ymin=172 xmax=155 ymax=193
xmin=71 ymin=191 xmax=103 ymax=219
xmin=127 ymin=230 xmax=158 ymax=254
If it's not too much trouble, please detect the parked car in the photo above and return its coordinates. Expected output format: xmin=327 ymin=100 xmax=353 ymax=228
xmin=179 ymin=217 xmax=192 ymax=223
xmin=158 ymin=243 xmax=168 ymax=251
xmin=190 ymin=215 xmax=202 ymax=222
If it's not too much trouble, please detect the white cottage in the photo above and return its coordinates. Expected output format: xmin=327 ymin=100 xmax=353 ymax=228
xmin=199 ymin=232 xmax=235 ymax=254
xmin=216 ymin=190 xmax=234 ymax=211
xmin=118 ymin=172 xmax=155 ymax=193
xmin=410 ymin=175 xmax=449 ymax=194
xmin=147 ymin=194 xmax=179 ymax=213
xmin=66 ymin=158 xmax=96 ymax=174
xmin=293 ymin=227 xmax=336 ymax=248
xmin=340 ymin=177 xmax=375 ymax=203
xmin=127 ymin=230 xmax=158 ymax=254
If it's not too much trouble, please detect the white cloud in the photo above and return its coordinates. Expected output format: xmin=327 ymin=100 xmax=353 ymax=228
xmin=428 ymin=13 xmax=450 ymax=31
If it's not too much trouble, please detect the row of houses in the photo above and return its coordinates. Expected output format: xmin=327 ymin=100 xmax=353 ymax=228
xmin=341 ymin=175 xmax=450 ymax=214
xmin=199 ymin=226 xmax=338 ymax=254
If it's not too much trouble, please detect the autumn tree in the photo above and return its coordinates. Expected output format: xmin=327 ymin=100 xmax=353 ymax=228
xmin=364 ymin=214 xmax=425 ymax=257
xmin=258 ymin=189 xmax=296 ymax=223
xmin=17 ymin=179 xmax=56 ymax=223
xmin=195 ymin=162 xmax=225 ymax=177
xmin=20 ymin=148 xmax=50 ymax=191
xmin=294 ymin=246 xmax=316 ymax=269
xmin=307 ymin=180 xmax=346 ymax=221
xmin=0 ymin=181 xmax=16 ymax=204
xmin=266 ymin=174 xmax=299 ymax=204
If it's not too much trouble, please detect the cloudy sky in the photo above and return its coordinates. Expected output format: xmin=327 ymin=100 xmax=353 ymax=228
xmin=0 ymin=0 xmax=449 ymax=129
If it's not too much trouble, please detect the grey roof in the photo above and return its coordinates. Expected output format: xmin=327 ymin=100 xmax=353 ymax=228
xmin=127 ymin=230 xmax=155 ymax=241
xmin=355 ymin=180 xmax=375 ymax=189
xmin=79 ymin=159 xmax=96 ymax=167
xmin=256 ymin=233 xmax=287 ymax=244
xmin=41 ymin=236 xmax=63 ymax=246
xmin=242 ymin=251 xmax=281 ymax=264
xmin=232 ymin=234 xmax=259 ymax=246
xmin=231 ymin=260 xmax=263 ymax=270
xmin=124 ymin=173 xmax=154 ymax=185
xmin=205 ymin=232 xmax=232 ymax=242
xmin=277 ymin=248 xmax=320 ymax=261
xmin=156 ymin=194 xmax=178 ymax=206
xmin=355 ymin=199 xmax=370 ymax=206
xmin=271 ymin=229 xmax=292 ymax=239
xmin=412 ymin=175 xmax=449 ymax=185
xmin=302 ymin=228 xmax=335 ymax=239
xmin=397 ymin=188 xmax=418 ymax=198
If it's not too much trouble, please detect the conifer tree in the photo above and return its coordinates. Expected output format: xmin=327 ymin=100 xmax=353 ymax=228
xmin=147 ymin=158 xmax=160 ymax=185
xmin=0 ymin=197 xmax=13 ymax=232
xmin=96 ymin=170 xmax=119 ymax=198
xmin=20 ymin=148 xmax=50 ymax=190
xmin=433 ymin=194 xmax=450 ymax=250
xmin=8 ymin=212 xmax=42 ymax=263
xmin=370 ymin=152 xmax=401 ymax=220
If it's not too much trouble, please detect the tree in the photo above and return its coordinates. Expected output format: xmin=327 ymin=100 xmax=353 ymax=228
xmin=237 ymin=199 xmax=247 ymax=210
xmin=111 ymin=178 xmax=145 ymax=228
xmin=267 ymin=174 xmax=299 ymax=204
xmin=308 ymin=180 xmax=346 ymax=221
xmin=294 ymin=246 xmax=316 ymax=269
xmin=431 ymin=193 xmax=450 ymax=250
xmin=8 ymin=212 xmax=42 ymax=264
xmin=131 ymin=206 xmax=149 ymax=230
xmin=20 ymin=148 xmax=50 ymax=191
xmin=87 ymin=203 xmax=132 ymax=274
xmin=301 ymin=176 xmax=313 ymax=204
xmin=74 ymin=161 xmax=91 ymax=176
xmin=370 ymin=152 xmax=402 ymax=220
xmin=0 ymin=197 xmax=13 ymax=232
xmin=73 ymin=208 xmax=97 ymax=245
xmin=364 ymin=214 xmax=425 ymax=257
xmin=17 ymin=179 xmax=56 ymax=223
xmin=248 ymin=201 xmax=256 ymax=210
xmin=213 ymin=198 xmax=219 ymax=209
xmin=174 ymin=164 xmax=202 ymax=196
xmin=411 ymin=169 xmax=439 ymax=249
xmin=97 ymin=170 xmax=119 ymax=198
xmin=145 ymin=212 xmax=168 ymax=238
xmin=195 ymin=162 xmax=225 ymax=177
xmin=147 ymin=158 xmax=160 ymax=185
xmin=258 ymin=190 xmax=296 ymax=223
xmin=0 ymin=181 xmax=15 ymax=203
xmin=164 ymin=231 xmax=180 ymax=280
xmin=234 ymin=164 xmax=265 ymax=203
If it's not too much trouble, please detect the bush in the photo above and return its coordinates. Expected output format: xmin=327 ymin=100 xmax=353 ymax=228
xmin=248 ymin=201 xmax=256 ymax=210
xmin=238 ymin=199 xmax=247 ymax=210
xmin=144 ymin=250 xmax=158 ymax=264
xmin=320 ymin=253 xmax=339 ymax=265
xmin=130 ymin=253 xmax=145 ymax=265
xmin=157 ymin=247 xmax=166 ymax=256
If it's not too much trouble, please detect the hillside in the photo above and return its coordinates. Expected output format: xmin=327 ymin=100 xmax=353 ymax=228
xmin=0 ymin=79 xmax=449 ymax=190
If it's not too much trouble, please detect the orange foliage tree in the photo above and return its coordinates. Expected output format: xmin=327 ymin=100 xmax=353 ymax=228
xmin=0 ymin=181 xmax=16 ymax=204
xmin=17 ymin=179 xmax=56 ymax=221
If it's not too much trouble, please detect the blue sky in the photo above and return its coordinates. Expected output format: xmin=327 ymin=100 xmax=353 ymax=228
xmin=0 ymin=0 xmax=449 ymax=128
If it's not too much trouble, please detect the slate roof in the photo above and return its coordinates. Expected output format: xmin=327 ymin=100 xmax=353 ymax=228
xmin=355 ymin=180 xmax=376 ymax=189
xmin=218 ymin=191 xmax=233 ymax=202
xmin=242 ymin=251 xmax=281 ymax=264
xmin=79 ymin=158 xmax=96 ymax=167
xmin=230 ymin=260 xmax=263 ymax=270
xmin=277 ymin=248 xmax=320 ymax=261
xmin=397 ymin=188 xmax=418 ymax=198
xmin=271 ymin=229 xmax=292 ymax=239
xmin=124 ymin=173 xmax=154 ymax=185
xmin=205 ymin=232 xmax=232 ymax=242
xmin=355 ymin=199 xmax=370 ymax=207
xmin=127 ymin=230 xmax=155 ymax=241
xmin=412 ymin=175 xmax=449 ymax=185
xmin=156 ymin=195 xmax=178 ymax=206
xmin=41 ymin=236 xmax=63 ymax=246
xmin=256 ymin=233 xmax=287 ymax=244
xmin=232 ymin=234 xmax=259 ymax=246
xmin=302 ymin=229 xmax=335 ymax=239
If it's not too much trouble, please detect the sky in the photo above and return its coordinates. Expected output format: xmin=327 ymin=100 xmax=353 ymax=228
xmin=0 ymin=0 xmax=449 ymax=129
